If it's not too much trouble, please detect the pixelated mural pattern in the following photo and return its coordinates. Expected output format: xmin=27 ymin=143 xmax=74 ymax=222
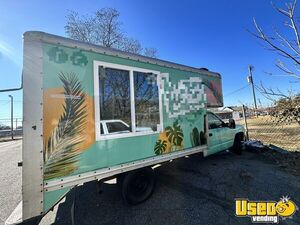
xmin=159 ymin=73 xmax=206 ymax=118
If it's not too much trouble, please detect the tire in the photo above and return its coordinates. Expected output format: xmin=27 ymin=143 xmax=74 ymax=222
xmin=232 ymin=133 xmax=244 ymax=155
xmin=119 ymin=167 xmax=155 ymax=205
xmin=21 ymin=215 xmax=42 ymax=225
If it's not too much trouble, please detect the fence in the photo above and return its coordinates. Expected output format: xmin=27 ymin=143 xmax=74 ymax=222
xmin=235 ymin=106 xmax=300 ymax=152
xmin=0 ymin=118 xmax=23 ymax=140
xmin=0 ymin=95 xmax=23 ymax=140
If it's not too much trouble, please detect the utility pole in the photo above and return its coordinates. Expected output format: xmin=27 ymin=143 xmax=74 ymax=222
xmin=8 ymin=95 xmax=14 ymax=140
xmin=242 ymin=105 xmax=249 ymax=140
xmin=247 ymin=65 xmax=258 ymax=117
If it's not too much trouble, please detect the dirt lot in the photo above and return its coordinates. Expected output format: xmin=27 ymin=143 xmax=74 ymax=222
xmin=0 ymin=140 xmax=299 ymax=225
xmin=237 ymin=116 xmax=300 ymax=151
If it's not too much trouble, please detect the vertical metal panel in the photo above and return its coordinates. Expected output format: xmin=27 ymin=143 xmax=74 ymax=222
xmin=158 ymin=73 xmax=168 ymax=131
xmin=93 ymin=62 xmax=101 ymax=141
xmin=203 ymin=114 xmax=209 ymax=157
xmin=129 ymin=70 xmax=136 ymax=132
xmin=22 ymin=33 xmax=44 ymax=219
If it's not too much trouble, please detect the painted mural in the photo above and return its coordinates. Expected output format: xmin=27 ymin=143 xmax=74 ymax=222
xmin=40 ymin=41 xmax=224 ymax=212
xmin=44 ymin=73 xmax=93 ymax=180
xmin=202 ymin=79 xmax=223 ymax=107
xmin=42 ymin=44 xmax=220 ymax=183
xmin=154 ymin=120 xmax=184 ymax=155
xmin=190 ymin=127 xmax=207 ymax=147
xmin=159 ymin=74 xmax=206 ymax=118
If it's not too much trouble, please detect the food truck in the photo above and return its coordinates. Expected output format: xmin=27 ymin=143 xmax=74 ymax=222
xmin=6 ymin=31 xmax=244 ymax=225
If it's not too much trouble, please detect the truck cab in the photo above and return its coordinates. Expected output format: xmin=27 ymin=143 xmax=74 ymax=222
xmin=207 ymin=111 xmax=245 ymax=155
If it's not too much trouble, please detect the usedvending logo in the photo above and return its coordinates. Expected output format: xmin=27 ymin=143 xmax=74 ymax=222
xmin=235 ymin=196 xmax=298 ymax=223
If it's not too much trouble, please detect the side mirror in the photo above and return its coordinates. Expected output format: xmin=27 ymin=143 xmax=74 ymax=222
xmin=228 ymin=119 xmax=236 ymax=129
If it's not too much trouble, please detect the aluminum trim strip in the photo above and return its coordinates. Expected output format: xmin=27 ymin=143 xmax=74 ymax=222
xmin=44 ymin=145 xmax=207 ymax=192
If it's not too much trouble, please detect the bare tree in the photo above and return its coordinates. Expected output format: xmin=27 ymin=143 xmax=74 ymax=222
xmin=144 ymin=47 xmax=158 ymax=58
xmin=65 ymin=8 xmax=157 ymax=57
xmin=65 ymin=9 xmax=123 ymax=48
xmin=269 ymin=94 xmax=300 ymax=125
xmin=252 ymin=0 xmax=300 ymax=82
xmin=120 ymin=37 xmax=143 ymax=54
xmin=94 ymin=8 xmax=124 ymax=48
xmin=251 ymin=0 xmax=300 ymax=125
xmin=65 ymin=11 xmax=96 ymax=43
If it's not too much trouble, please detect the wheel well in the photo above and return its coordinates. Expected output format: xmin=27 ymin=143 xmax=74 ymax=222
xmin=235 ymin=132 xmax=245 ymax=141
xmin=119 ymin=167 xmax=155 ymax=205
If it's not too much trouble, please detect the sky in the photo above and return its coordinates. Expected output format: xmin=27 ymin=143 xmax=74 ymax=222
xmin=0 ymin=0 xmax=299 ymax=121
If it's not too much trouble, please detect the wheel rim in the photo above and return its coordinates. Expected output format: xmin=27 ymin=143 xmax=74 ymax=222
xmin=129 ymin=174 xmax=149 ymax=196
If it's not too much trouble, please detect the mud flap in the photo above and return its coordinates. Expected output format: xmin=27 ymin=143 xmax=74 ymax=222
xmin=70 ymin=188 xmax=77 ymax=225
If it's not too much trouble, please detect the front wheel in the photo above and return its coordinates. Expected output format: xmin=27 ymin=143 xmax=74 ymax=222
xmin=119 ymin=167 xmax=155 ymax=205
xmin=231 ymin=133 xmax=244 ymax=155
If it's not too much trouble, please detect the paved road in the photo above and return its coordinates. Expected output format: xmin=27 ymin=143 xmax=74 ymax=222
xmin=0 ymin=141 xmax=22 ymax=225
xmin=1 ymin=140 xmax=300 ymax=225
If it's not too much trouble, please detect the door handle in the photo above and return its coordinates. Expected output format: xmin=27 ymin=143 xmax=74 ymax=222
xmin=209 ymin=133 xmax=213 ymax=137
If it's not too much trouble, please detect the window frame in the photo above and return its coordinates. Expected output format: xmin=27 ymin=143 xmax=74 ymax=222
xmin=94 ymin=60 xmax=163 ymax=141
xmin=207 ymin=112 xmax=225 ymax=130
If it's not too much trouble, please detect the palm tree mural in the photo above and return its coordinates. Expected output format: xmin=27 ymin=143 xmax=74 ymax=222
xmin=44 ymin=72 xmax=87 ymax=180
xmin=154 ymin=140 xmax=167 ymax=155
xmin=153 ymin=120 xmax=184 ymax=155
xmin=165 ymin=120 xmax=184 ymax=151
xmin=190 ymin=127 xmax=200 ymax=147
xmin=190 ymin=127 xmax=207 ymax=147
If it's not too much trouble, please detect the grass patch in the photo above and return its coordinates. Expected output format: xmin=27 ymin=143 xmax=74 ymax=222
xmin=237 ymin=116 xmax=300 ymax=151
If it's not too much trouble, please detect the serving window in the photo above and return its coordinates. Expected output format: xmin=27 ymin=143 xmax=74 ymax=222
xmin=94 ymin=61 xmax=162 ymax=140
xmin=134 ymin=71 xmax=159 ymax=132
xmin=99 ymin=68 xmax=131 ymax=126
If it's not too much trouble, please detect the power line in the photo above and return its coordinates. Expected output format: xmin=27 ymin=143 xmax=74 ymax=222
xmin=224 ymin=84 xmax=249 ymax=97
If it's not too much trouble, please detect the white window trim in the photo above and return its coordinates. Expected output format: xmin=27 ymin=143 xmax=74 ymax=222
xmin=93 ymin=60 xmax=163 ymax=141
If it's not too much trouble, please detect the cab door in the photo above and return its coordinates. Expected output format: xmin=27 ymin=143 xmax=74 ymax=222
xmin=218 ymin=123 xmax=236 ymax=150
xmin=207 ymin=112 xmax=223 ymax=155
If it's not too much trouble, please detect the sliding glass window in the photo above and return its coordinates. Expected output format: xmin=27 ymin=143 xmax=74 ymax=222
xmin=99 ymin=67 xmax=132 ymax=134
xmin=134 ymin=72 xmax=159 ymax=132
xmin=97 ymin=64 xmax=161 ymax=137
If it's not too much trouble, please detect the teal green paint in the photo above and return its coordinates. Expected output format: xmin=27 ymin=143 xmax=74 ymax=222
xmin=42 ymin=42 xmax=222 ymax=211
xmin=75 ymin=142 xmax=108 ymax=175
xmin=43 ymin=43 xmax=219 ymax=97
xmin=206 ymin=123 xmax=244 ymax=156
xmin=75 ymin=133 xmax=159 ymax=175
xmin=207 ymin=128 xmax=221 ymax=155
xmin=43 ymin=44 xmax=94 ymax=96
xmin=42 ymin=42 xmax=212 ymax=178
xmin=177 ymin=110 xmax=205 ymax=149
xmin=43 ymin=187 xmax=71 ymax=212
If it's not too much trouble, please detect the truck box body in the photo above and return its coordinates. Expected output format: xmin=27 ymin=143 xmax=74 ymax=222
xmin=7 ymin=31 xmax=224 ymax=224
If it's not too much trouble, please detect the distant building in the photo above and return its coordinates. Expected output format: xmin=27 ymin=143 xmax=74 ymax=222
xmin=210 ymin=106 xmax=244 ymax=120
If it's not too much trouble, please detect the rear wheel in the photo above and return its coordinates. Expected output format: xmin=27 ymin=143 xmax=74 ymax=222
xmin=119 ymin=167 xmax=155 ymax=205
xmin=21 ymin=216 xmax=42 ymax=225
xmin=232 ymin=133 xmax=244 ymax=155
